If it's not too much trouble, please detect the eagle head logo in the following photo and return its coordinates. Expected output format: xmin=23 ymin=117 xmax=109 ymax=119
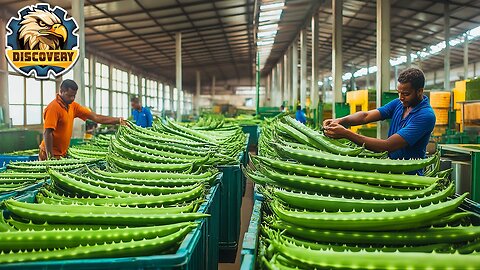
xmin=5 ymin=4 xmax=79 ymax=79
xmin=19 ymin=8 xmax=67 ymax=50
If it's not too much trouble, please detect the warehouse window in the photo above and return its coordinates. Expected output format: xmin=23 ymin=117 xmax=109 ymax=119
xmin=158 ymin=83 xmax=163 ymax=112
xmin=63 ymin=69 xmax=73 ymax=80
xmin=8 ymin=72 xmax=57 ymax=126
xmin=84 ymin=58 xmax=90 ymax=108
xmin=95 ymin=62 xmax=109 ymax=115
xmin=25 ymin=78 xmax=41 ymax=125
xmin=185 ymin=93 xmax=192 ymax=114
xmin=8 ymin=75 xmax=25 ymax=126
xmin=144 ymin=79 xmax=158 ymax=110
xmin=173 ymin=87 xmax=178 ymax=111
xmin=130 ymin=74 xmax=138 ymax=96
xmin=180 ymin=90 xmax=184 ymax=115
xmin=164 ymin=85 xmax=171 ymax=111
xmin=141 ymin=78 xmax=146 ymax=105
xmin=58 ymin=58 xmax=89 ymax=108
xmin=112 ymin=67 xmax=129 ymax=118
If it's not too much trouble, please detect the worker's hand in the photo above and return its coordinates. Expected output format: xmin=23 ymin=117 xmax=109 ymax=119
xmin=324 ymin=123 xmax=349 ymax=139
xmin=118 ymin=117 xmax=130 ymax=127
xmin=322 ymin=119 xmax=340 ymax=129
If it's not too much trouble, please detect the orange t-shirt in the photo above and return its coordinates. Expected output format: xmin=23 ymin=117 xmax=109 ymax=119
xmin=40 ymin=94 xmax=92 ymax=157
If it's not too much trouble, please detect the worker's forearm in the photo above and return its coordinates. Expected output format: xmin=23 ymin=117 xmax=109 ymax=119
xmin=44 ymin=131 xmax=54 ymax=159
xmin=338 ymin=111 xmax=369 ymax=127
xmin=344 ymin=131 xmax=391 ymax=152
xmin=94 ymin=115 xmax=121 ymax=125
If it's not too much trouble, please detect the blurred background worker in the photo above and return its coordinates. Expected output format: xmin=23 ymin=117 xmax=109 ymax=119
xmin=131 ymin=97 xmax=153 ymax=128
xmin=295 ymin=105 xmax=306 ymax=124
xmin=39 ymin=79 xmax=126 ymax=160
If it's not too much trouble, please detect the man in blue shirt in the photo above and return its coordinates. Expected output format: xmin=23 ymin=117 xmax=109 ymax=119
xmin=131 ymin=97 xmax=153 ymax=128
xmin=295 ymin=105 xmax=307 ymax=124
xmin=323 ymin=68 xmax=436 ymax=171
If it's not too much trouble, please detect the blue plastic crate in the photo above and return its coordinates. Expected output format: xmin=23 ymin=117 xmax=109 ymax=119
xmin=239 ymin=199 xmax=262 ymax=270
xmin=253 ymin=184 xmax=264 ymax=201
xmin=239 ymin=195 xmax=480 ymax=270
xmin=0 ymin=166 xmax=48 ymax=200
xmin=0 ymin=191 xmax=17 ymax=202
xmin=0 ymin=166 xmax=15 ymax=201
xmin=0 ymin=182 xmax=221 ymax=270
xmin=0 ymin=154 xmax=38 ymax=167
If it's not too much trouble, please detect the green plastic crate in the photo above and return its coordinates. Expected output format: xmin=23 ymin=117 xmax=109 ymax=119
xmin=241 ymin=125 xmax=259 ymax=148
xmin=69 ymin=138 xmax=86 ymax=146
xmin=0 ymin=183 xmax=221 ymax=270
xmin=240 ymin=134 xmax=250 ymax=197
xmin=334 ymin=103 xmax=350 ymax=118
xmin=216 ymin=164 xmax=242 ymax=262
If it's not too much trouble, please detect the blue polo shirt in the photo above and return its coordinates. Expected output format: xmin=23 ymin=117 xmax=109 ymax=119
xmin=377 ymin=96 xmax=436 ymax=174
xmin=295 ymin=110 xmax=306 ymax=124
xmin=132 ymin=107 xmax=153 ymax=128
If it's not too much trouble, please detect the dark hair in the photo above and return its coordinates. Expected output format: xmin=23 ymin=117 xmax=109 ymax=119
xmin=60 ymin=79 xmax=78 ymax=92
xmin=397 ymin=68 xmax=425 ymax=91
xmin=130 ymin=97 xmax=139 ymax=103
xmin=296 ymin=105 xmax=301 ymax=110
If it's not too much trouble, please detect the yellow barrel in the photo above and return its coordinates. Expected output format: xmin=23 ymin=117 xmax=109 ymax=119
xmin=430 ymin=91 xmax=451 ymax=108
xmin=433 ymin=108 xmax=449 ymax=125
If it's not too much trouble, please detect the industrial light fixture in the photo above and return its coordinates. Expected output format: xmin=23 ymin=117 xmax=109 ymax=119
xmin=256 ymin=0 xmax=285 ymax=69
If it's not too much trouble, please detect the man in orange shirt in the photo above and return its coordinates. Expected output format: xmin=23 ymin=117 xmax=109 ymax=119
xmin=39 ymin=79 xmax=125 ymax=160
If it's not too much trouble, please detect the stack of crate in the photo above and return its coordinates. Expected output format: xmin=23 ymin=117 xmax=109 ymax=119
xmin=453 ymin=78 xmax=480 ymax=131
xmin=430 ymin=91 xmax=450 ymax=136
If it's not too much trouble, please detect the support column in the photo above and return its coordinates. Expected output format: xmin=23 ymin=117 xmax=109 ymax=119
xmin=376 ymin=0 xmax=390 ymax=139
xmin=280 ymin=60 xmax=284 ymax=105
xmin=211 ymin=75 xmax=216 ymax=104
xmin=175 ymin=32 xmax=182 ymax=121
xmin=89 ymin=55 xmax=96 ymax=111
xmin=406 ymin=41 xmax=412 ymax=67
xmin=332 ymin=0 xmax=343 ymax=117
xmin=283 ymin=54 xmax=288 ymax=106
xmin=160 ymin=82 xmax=165 ymax=117
xmin=300 ymin=28 xmax=307 ymax=110
xmin=393 ymin=65 xmax=398 ymax=89
xmin=0 ymin=17 xmax=10 ymax=126
xmin=266 ymin=73 xmax=271 ymax=106
xmin=444 ymin=1 xmax=450 ymax=90
xmin=72 ymin=0 xmax=85 ymax=138
xmin=108 ymin=63 xmax=113 ymax=116
xmin=138 ymin=76 xmax=143 ymax=103
xmin=272 ymin=65 xmax=278 ymax=106
xmin=311 ymin=12 xmax=319 ymax=113
xmin=195 ymin=70 xmax=201 ymax=116
xmin=170 ymin=85 xmax=174 ymax=112
xmin=366 ymin=54 xmax=370 ymax=89
xmin=285 ymin=47 xmax=291 ymax=107
xmin=256 ymin=52 xmax=260 ymax=113
xmin=157 ymin=82 xmax=161 ymax=114
xmin=464 ymin=34 xmax=469 ymax=79
xmin=291 ymin=41 xmax=299 ymax=107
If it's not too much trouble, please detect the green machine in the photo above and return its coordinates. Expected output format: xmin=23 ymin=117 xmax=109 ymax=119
xmin=0 ymin=129 xmax=41 ymax=153
xmin=439 ymin=144 xmax=480 ymax=203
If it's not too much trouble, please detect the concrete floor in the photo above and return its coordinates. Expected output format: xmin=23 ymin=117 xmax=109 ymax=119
xmin=218 ymin=179 xmax=254 ymax=270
